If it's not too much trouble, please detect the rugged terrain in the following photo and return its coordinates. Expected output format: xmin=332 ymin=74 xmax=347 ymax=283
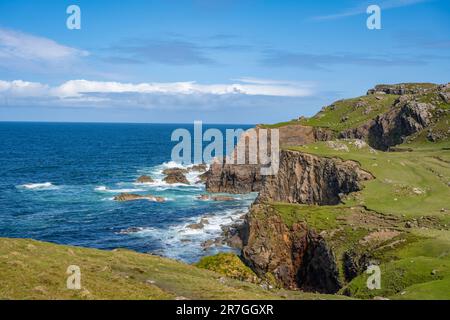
xmin=206 ymin=82 xmax=450 ymax=299
xmin=0 ymin=238 xmax=346 ymax=300
xmin=2 ymin=83 xmax=448 ymax=300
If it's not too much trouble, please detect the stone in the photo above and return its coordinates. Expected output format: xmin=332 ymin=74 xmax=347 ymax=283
xmin=114 ymin=193 xmax=165 ymax=202
xmin=186 ymin=222 xmax=204 ymax=230
xmin=136 ymin=175 xmax=154 ymax=183
xmin=163 ymin=169 xmax=190 ymax=185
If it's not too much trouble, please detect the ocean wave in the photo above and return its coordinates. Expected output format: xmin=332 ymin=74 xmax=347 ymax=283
xmin=94 ymin=186 xmax=145 ymax=193
xmin=117 ymin=207 xmax=247 ymax=260
xmin=19 ymin=182 xmax=57 ymax=190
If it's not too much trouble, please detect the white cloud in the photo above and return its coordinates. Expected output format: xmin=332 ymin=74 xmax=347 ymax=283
xmin=51 ymin=79 xmax=313 ymax=98
xmin=0 ymin=80 xmax=49 ymax=97
xmin=0 ymin=28 xmax=89 ymax=73
xmin=0 ymin=78 xmax=315 ymax=109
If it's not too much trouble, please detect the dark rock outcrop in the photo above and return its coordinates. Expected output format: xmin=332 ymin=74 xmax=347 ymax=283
xmin=340 ymin=101 xmax=436 ymax=150
xmin=204 ymin=124 xmax=334 ymax=194
xmin=189 ymin=164 xmax=207 ymax=172
xmin=163 ymin=168 xmax=190 ymax=185
xmin=136 ymin=175 xmax=154 ymax=183
xmin=258 ymin=150 xmax=373 ymax=205
xmin=367 ymin=83 xmax=438 ymax=96
xmin=206 ymin=162 xmax=262 ymax=194
xmin=114 ymin=193 xmax=165 ymax=202
xmin=241 ymin=204 xmax=341 ymax=293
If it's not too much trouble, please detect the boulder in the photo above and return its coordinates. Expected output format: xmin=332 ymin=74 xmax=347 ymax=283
xmin=114 ymin=193 xmax=165 ymax=202
xmin=163 ymin=168 xmax=190 ymax=185
xmin=189 ymin=164 xmax=208 ymax=172
xmin=186 ymin=222 xmax=204 ymax=230
xmin=136 ymin=175 xmax=154 ymax=183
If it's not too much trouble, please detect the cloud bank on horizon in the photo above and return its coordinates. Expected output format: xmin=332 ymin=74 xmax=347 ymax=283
xmin=0 ymin=78 xmax=314 ymax=109
xmin=0 ymin=0 xmax=448 ymax=123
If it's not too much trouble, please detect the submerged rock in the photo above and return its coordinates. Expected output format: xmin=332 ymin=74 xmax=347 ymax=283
xmin=117 ymin=227 xmax=145 ymax=234
xmin=186 ymin=222 xmax=204 ymax=230
xmin=114 ymin=193 xmax=165 ymax=202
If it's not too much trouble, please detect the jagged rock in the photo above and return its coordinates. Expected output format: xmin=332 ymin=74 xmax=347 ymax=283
xmin=367 ymin=83 xmax=438 ymax=95
xmin=163 ymin=168 xmax=190 ymax=184
xmin=189 ymin=164 xmax=207 ymax=172
xmin=162 ymin=168 xmax=188 ymax=175
xmin=114 ymin=193 xmax=165 ymax=202
xmin=258 ymin=150 xmax=373 ymax=205
xmin=196 ymin=171 xmax=209 ymax=183
xmin=136 ymin=175 xmax=154 ymax=183
xmin=206 ymin=162 xmax=263 ymax=194
xmin=241 ymin=204 xmax=341 ymax=293
xmin=205 ymin=124 xmax=334 ymax=194
xmin=340 ymin=100 xmax=436 ymax=150
xmin=186 ymin=222 xmax=204 ymax=230
xmin=439 ymin=92 xmax=450 ymax=103
xmin=201 ymin=239 xmax=214 ymax=249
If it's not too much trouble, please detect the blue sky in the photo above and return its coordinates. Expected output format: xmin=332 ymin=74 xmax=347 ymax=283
xmin=0 ymin=0 xmax=449 ymax=123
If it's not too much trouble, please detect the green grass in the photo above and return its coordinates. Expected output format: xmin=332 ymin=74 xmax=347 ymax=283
xmin=390 ymin=277 xmax=450 ymax=300
xmin=279 ymin=138 xmax=449 ymax=299
xmin=287 ymin=140 xmax=450 ymax=219
xmin=342 ymin=256 xmax=450 ymax=299
xmin=272 ymin=203 xmax=344 ymax=230
xmin=195 ymin=253 xmax=259 ymax=283
xmin=0 ymin=238 xmax=349 ymax=300
xmin=263 ymin=94 xmax=398 ymax=131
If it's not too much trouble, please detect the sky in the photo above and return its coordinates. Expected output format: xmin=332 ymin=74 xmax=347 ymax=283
xmin=0 ymin=0 xmax=449 ymax=124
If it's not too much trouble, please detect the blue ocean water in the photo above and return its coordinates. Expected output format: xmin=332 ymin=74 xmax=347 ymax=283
xmin=0 ymin=122 xmax=255 ymax=263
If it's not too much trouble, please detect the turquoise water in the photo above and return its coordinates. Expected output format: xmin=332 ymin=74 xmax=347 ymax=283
xmin=0 ymin=122 xmax=255 ymax=263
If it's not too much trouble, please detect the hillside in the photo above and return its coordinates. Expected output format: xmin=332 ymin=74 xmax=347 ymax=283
xmin=2 ymin=83 xmax=449 ymax=300
xmin=206 ymin=83 xmax=450 ymax=300
xmin=0 ymin=238 xmax=347 ymax=300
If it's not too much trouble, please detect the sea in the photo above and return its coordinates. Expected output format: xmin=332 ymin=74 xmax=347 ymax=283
xmin=0 ymin=122 xmax=256 ymax=263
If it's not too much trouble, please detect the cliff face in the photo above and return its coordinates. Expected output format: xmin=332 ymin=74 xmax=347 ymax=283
xmin=258 ymin=150 xmax=373 ymax=205
xmin=340 ymin=100 xmax=436 ymax=150
xmin=205 ymin=125 xmax=334 ymax=194
xmin=205 ymin=163 xmax=262 ymax=194
xmin=240 ymin=151 xmax=372 ymax=292
xmin=241 ymin=204 xmax=341 ymax=293
xmin=206 ymin=83 xmax=449 ymax=295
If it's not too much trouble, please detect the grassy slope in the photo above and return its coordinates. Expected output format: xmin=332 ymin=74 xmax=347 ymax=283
xmin=279 ymin=138 xmax=450 ymax=299
xmin=288 ymin=140 xmax=449 ymax=219
xmin=263 ymin=94 xmax=398 ymax=131
xmin=261 ymin=86 xmax=450 ymax=299
xmin=0 ymin=238 xmax=348 ymax=300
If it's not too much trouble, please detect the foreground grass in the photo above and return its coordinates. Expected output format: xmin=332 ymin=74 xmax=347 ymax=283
xmin=0 ymin=238 xmax=349 ymax=300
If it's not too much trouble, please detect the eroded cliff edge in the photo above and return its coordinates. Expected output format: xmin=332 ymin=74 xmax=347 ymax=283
xmin=202 ymin=83 xmax=450 ymax=297
xmin=240 ymin=150 xmax=373 ymax=293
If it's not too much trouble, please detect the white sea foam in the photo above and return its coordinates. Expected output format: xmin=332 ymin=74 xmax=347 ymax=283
xmin=94 ymin=186 xmax=145 ymax=193
xmin=20 ymin=182 xmax=57 ymax=190
xmin=119 ymin=207 xmax=248 ymax=260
